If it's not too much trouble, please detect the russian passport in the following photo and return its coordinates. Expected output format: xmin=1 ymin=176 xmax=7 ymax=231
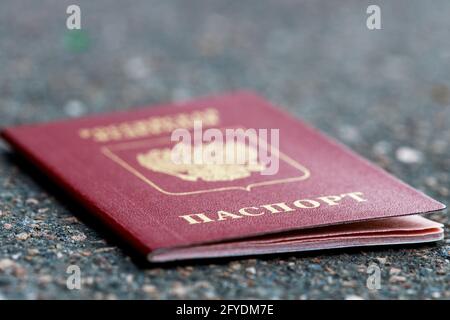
xmin=1 ymin=92 xmax=445 ymax=262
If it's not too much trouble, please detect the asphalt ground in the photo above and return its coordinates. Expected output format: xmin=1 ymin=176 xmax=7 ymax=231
xmin=0 ymin=0 xmax=449 ymax=299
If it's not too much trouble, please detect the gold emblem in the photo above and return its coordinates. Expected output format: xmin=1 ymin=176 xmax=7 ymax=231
xmin=136 ymin=141 xmax=266 ymax=182
xmin=101 ymin=126 xmax=310 ymax=196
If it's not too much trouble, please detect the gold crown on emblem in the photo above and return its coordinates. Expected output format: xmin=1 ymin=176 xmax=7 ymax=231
xmin=137 ymin=141 xmax=267 ymax=182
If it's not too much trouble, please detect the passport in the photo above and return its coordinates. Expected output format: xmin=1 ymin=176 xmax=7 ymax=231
xmin=1 ymin=91 xmax=445 ymax=262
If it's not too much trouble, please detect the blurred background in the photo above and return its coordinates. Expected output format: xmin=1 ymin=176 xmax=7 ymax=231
xmin=0 ymin=0 xmax=449 ymax=299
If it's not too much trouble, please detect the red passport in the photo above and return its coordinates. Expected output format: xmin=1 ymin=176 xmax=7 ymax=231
xmin=1 ymin=92 xmax=445 ymax=262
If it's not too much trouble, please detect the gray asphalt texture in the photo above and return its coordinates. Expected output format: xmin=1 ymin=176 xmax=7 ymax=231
xmin=0 ymin=0 xmax=449 ymax=299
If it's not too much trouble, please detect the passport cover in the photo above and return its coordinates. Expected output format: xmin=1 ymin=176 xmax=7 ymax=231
xmin=1 ymin=91 xmax=445 ymax=262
